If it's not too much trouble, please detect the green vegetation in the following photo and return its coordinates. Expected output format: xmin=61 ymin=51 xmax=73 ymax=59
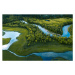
xmin=3 ymin=17 xmax=73 ymax=45
xmin=3 ymin=27 xmax=72 ymax=56
xmin=23 ymin=17 xmax=72 ymax=34
xmin=3 ymin=38 xmax=11 ymax=45
xmin=3 ymin=50 xmax=42 ymax=61
xmin=2 ymin=31 xmax=5 ymax=36
xmin=53 ymin=35 xmax=72 ymax=45
xmin=23 ymin=17 xmax=73 ymax=45
xmin=3 ymin=15 xmax=72 ymax=24
xmin=69 ymin=24 xmax=73 ymax=35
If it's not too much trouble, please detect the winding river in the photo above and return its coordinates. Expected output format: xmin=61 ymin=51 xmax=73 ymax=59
xmin=2 ymin=20 xmax=72 ymax=60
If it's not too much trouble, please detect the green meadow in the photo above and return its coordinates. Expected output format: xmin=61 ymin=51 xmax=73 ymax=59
xmin=3 ymin=50 xmax=42 ymax=61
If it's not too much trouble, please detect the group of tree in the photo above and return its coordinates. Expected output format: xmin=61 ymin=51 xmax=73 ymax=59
xmin=23 ymin=17 xmax=73 ymax=34
xmin=3 ymin=14 xmax=73 ymax=24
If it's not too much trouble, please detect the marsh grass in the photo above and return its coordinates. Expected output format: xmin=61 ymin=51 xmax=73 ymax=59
xmin=3 ymin=50 xmax=42 ymax=61
xmin=3 ymin=38 xmax=11 ymax=45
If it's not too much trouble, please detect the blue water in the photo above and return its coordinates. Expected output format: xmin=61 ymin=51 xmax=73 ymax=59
xmin=35 ymin=24 xmax=71 ymax=38
xmin=2 ymin=31 xmax=20 ymax=50
xmin=7 ymin=50 xmax=72 ymax=61
xmin=45 ymin=20 xmax=50 ymax=21
xmin=21 ymin=20 xmax=28 ymax=24
xmin=33 ymin=24 xmax=53 ymax=36
xmin=62 ymin=25 xmax=71 ymax=38
xmin=33 ymin=51 xmax=73 ymax=60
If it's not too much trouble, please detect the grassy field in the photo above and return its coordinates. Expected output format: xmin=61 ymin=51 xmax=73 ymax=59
xmin=3 ymin=27 xmax=72 ymax=56
xmin=3 ymin=38 xmax=11 ymax=45
xmin=3 ymin=50 xmax=42 ymax=61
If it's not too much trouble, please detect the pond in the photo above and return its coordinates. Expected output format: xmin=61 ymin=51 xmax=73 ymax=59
xmin=45 ymin=20 xmax=50 ymax=21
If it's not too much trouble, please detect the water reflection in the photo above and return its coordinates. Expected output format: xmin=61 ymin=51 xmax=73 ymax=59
xmin=33 ymin=51 xmax=73 ymax=60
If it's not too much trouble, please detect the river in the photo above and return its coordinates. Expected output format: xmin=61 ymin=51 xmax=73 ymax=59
xmin=2 ymin=20 xmax=72 ymax=60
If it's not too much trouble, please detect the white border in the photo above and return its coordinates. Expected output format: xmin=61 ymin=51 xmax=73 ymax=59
xmin=0 ymin=0 xmax=75 ymax=75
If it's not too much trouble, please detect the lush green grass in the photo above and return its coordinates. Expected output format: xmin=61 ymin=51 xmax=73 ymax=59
xmin=3 ymin=38 xmax=11 ymax=45
xmin=3 ymin=27 xmax=72 ymax=56
xmin=3 ymin=50 xmax=42 ymax=61
xmin=20 ymin=41 xmax=72 ymax=56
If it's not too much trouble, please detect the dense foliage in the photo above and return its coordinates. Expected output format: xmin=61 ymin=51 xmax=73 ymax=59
xmin=3 ymin=14 xmax=72 ymax=24
xmin=3 ymin=21 xmax=53 ymax=46
xmin=23 ymin=17 xmax=72 ymax=34
xmin=68 ymin=25 xmax=73 ymax=35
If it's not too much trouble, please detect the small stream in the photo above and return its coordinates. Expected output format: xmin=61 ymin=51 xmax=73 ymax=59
xmin=2 ymin=20 xmax=72 ymax=60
